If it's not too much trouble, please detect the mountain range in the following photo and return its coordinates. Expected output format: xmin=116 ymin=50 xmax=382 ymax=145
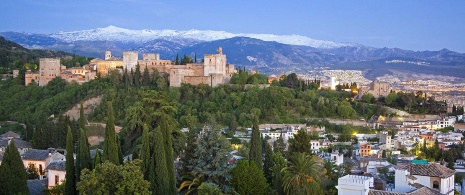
xmin=1 ymin=26 xmax=465 ymax=79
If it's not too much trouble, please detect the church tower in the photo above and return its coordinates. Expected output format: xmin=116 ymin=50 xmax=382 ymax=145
xmin=105 ymin=50 xmax=112 ymax=60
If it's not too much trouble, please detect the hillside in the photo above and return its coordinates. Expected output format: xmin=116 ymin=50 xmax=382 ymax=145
xmin=0 ymin=36 xmax=85 ymax=73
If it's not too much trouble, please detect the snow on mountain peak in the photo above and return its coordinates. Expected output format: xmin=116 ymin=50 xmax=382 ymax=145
xmin=50 ymin=25 xmax=356 ymax=48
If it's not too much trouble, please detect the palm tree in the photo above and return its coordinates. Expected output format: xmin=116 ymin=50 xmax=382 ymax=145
xmin=282 ymin=152 xmax=323 ymax=195
xmin=178 ymin=173 xmax=203 ymax=195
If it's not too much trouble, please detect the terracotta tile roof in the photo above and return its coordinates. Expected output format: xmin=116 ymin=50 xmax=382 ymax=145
xmin=400 ymin=163 xmax=455 ymax=178
xmin=406 ymin=175 xmax=417 ymax=180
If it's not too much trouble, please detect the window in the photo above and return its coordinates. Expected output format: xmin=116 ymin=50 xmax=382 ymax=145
xmin=55 ymin=175 xmax=59 ymax=185
xmin=433 ymin=181 xmax=439 ymax=189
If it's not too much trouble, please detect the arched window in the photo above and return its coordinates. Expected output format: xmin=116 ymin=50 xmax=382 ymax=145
xmin=433 ymin=181 xmax=439 ymax=189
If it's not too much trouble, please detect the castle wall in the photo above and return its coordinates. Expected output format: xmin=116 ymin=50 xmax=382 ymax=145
xmin=25 ymin=72 xmax=40 ymax=86
xmin=96 ymin=60 xmax=123 ymax=77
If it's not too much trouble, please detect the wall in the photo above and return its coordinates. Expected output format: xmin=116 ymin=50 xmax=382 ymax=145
xmin=47 ymin=169 xmax=66 ymax=188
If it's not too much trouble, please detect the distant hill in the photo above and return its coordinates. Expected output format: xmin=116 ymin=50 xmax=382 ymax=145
xmin=0 ymin=36 xmax=84 ymax=73
xmin=2 ymin=26 xmax=465 ymax=78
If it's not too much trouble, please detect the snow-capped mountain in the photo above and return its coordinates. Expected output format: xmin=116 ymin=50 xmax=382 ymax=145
xmin=50 ymin=25 xmax=357 ymax=48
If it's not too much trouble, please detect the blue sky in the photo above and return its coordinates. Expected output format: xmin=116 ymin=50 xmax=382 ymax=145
xmin=1 ymin=0 xmax=464 ymax=52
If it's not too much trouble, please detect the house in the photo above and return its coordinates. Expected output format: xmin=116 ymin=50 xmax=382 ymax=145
xmin=46 ymin=161 xmax=66 ymax=189
xmin=454 ymin=123 xmax=465 ymax=133
xmin=0 ymin=138 xmax=32 ymax=155
xmin=337 ymin=174 xmax=444 ymax=195
xmin=0 ymin=131 xmax=21 ymax=140
xmin=395 ymin=163 xmax=455 ymax=195
xmin=21 ymin=149 xmax=65 ymax=178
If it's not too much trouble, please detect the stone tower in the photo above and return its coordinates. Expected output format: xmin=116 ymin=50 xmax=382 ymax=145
xmin=123 ymin=51 xmax=139 ymax=70
xmin=105 ymin=50 xmax=112 ymax=60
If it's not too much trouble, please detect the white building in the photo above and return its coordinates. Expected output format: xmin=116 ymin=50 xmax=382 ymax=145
xmin=46 ymin=161 xmax=66 ymax=189
xmin=330 ymin=152 xmax=343 ymax=166
xmin=394 ymin=163 xmax=455 ymax=195
xmin=336 ymin=175 xmax=373 ymax=195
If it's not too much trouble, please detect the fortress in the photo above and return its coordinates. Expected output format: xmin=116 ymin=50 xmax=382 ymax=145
xmin=357 ymin=80 xmax=390 ymax=99
xmin=25 ymin=48 xmax=235 ymax=87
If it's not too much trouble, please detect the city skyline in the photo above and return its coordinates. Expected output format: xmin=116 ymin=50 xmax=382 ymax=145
xmin=1 ymin=0 xmax=465 ymax=52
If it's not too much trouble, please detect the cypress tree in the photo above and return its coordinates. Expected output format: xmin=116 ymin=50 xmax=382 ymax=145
xmin=175 ymin=54 xmax=179 ymax=65
xmin=194 ymin=53 xmax=197 ymax=63
xmin=76 ymin=128 xmax=91 ymax=182
xmin=160 ymin=115 xmax=177 ymax=194
xmin=93 ymin=150 xmax=102 ymax=167
xmin=140 ymin=124 xmax=151 ymax=180
xmin=103 ymin=101 xmax=119 ymax=165
xmin=151 ymin=127 xmax=170 ymax=195
xmin=263 ymin=138 xmax=274 ymax=183
xmin=0 ymin=142 xmax=29 ymax=194
xmin=249 ymin=116 xmax=262 ymax=169
xmin=118 ymin=141 xmax=124 ymax=165
xmin=65 ymin=126 xmax=76 ymax=195
xmin=79 ymin=101 xmax=86 ymax=130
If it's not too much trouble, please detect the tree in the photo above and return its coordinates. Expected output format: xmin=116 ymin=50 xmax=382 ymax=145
xmin=272 ymin=152 xmax=286 ymax=195
xmin=263 ymin=138 xmax=274 ymax=183
xmin=249 ymin=116 xmax=262 ymax=169
xmin=65 ymin=126 xmax=76 ymax=195
xmin=0 ymin=142 xmax=29 ymax=195
xmin=175 ymin=54 xmax=179 ymax=65
xmin=77 ymin=160 xmax=151 ymax=195
xmin=273 ymin=135 xmax=286 ymax=155
xmin=76 ymin=128 xmax=91 ymax=182
xmin=231 ymin=160 xmax=268 ymax=195
xmin=79 ymin=101 xmax=86 ymax=131
xmin=140 ymin=124 xmax=151 ymax=180
xmin=288 ymin=129 xmax=311 ymax=155
xmin=103 ymin=101 xmax=119 ymax=165
xmin=361 ymin=93 xmax=375 ymax=103
xmin=93 ymin=150 xmax=102 ymax=168
xmin=150 ymin=127 xmax=170 ymax=195
xmin=178 ymin=173 xmax=203 ymax=195
xmin=192 ymin=128 xmax=232 ymax=187
xmin=282 ymin=152 xmax=322 ymax=195
xmin=384 ymin=93 xmax=397 ymax=105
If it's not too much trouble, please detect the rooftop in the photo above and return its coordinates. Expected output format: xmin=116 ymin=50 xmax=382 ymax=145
xmin=21 ymin=149 xmax=51 ymax=161
xmin=400 ymin=163 xmax=455 ymax=178
xmin=46 ymin=161 xmax=66 ymax=171
xmin=0 ymin=138 xmax=32 ymax=148
xmin=0 ymin=131 xmax=21 ymax=139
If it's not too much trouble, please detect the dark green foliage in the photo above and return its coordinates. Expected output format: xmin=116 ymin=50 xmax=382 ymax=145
xmin=249 ymin=117 xmax=262 ymax=169
xmin=272 ymin=152 xmax=286 ymax=195
xmin=288 ymin=129 xmax=312 ymax=155
xmin=231 ymin=160 xmax=268 ymax=195
xmin=77 ymin=160 xmax=151 ymax=195
xmin=65 ymin=126 xmax=76 ymax=195
xmin=263 ymin=138 xmax=274 ymax=183
xmin=103 ymin=101 xmax=119 ymax=165
xmin=0 ymin=142 xmax=29 ymax=195
xmin=151 ymin=127 xmax=170 ymax=195
xmin=192 ymin=128 xmax=232 ymax=187
xmin=273 ymin=135 xmax=286 ymax=154
xmin=140 ymin=124 xmax=151 ymax=180
xmin=229 ymin=69 xmax=268 ymax=85
xmin=76 ymin=128 xmax=91 ymax=182
xmin=93 ymin=150 xmax=102 ymax=167
xmin=79 ymin=101 xmax=86 ymax=130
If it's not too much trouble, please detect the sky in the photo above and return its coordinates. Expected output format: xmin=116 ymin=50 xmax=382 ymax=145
xmin=1 ymin=0 xmax=465 ymax=52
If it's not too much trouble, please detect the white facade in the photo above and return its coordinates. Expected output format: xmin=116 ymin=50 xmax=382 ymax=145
xmin=47 ymin=169 xmax=66 ymax=188
xmin=336 ymin=175 xmax=373 ymax=195
xmin=330 ymin=152 xmax=343 ymax=166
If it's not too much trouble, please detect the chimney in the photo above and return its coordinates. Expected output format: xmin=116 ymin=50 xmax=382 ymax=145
xmin=7 ymin=138 xmax=11 ymax=145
